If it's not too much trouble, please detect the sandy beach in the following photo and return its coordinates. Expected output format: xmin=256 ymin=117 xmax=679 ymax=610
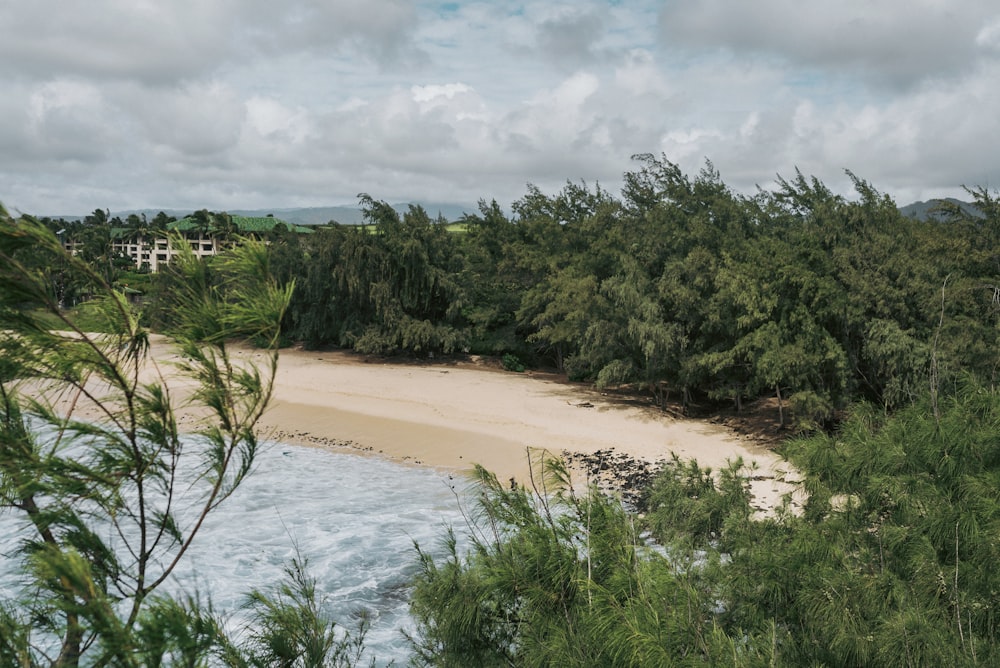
xmin=36 ymin=335 xmax=802 ymax=512
xmin=248 ymin=342 xmax=801 ymax=511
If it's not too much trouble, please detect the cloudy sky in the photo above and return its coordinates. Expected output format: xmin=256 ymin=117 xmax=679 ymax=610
xmin=2 ymin=1 xmax=999 ymax=216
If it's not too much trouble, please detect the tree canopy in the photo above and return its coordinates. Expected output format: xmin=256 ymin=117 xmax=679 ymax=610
xmin=254 ymin=157 xmax=1000 ymax=429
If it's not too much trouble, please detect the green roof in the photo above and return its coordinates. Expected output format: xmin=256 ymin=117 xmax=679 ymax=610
xmin=168 ymin=216 xmax=313 ymax=234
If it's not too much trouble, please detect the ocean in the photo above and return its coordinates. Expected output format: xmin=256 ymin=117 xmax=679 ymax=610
xmin=0 ymin=441 xmax=472 ymax=665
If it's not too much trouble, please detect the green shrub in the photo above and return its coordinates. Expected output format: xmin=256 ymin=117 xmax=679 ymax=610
xmin=502 ymin=353 xmax=524 ymax=372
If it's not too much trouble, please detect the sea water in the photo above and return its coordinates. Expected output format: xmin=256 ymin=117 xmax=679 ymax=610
xmin=0 ymin=442 xmax=472 ymax=665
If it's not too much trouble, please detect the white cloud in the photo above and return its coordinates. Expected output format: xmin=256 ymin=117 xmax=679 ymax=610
xmin=738 ymin=111 xmax=759 ymax=135
xmin=0 ymin=0 xmax=422 ymax=85
xmin=614 ymin=49 xmax=671 ymax=98
xmin=659 ymin=0 xmax=1000 ymax=88
xmin=0 ymin=1 xmax=231 ymax=83
xmin=660 ymin=127 xmax=723 ymax=163
xmin=245 ymin=97 xmax=310 ymax=143
xmin=18 ymin=80 xmax=117 ymax=162
xmin=0 ymin=1 xmax=997 ymax=214
xmin=531 ymin=7 xmax=606 ymax=69
xmin=976 ymin=16 xmax=1000 ymax=50
xmin=132 ymin=81 xmax=246 ymax=157
xmin=28 ymin=80 xmax=101 ymax=120
xmin=411 ymin=83 xmax=472 ymax=103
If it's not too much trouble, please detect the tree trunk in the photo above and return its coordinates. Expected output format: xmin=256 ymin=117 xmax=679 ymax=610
xmin=775 ymin=384 xmax=785 ymax=429
xmin=22 ymin=495 xmax=82 ymax=667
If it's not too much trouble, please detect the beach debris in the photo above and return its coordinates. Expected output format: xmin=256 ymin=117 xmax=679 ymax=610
xmin=562 ymin=448 xmax=664 ymax=510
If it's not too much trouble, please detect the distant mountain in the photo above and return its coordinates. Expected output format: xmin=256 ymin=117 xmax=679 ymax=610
xmin=233 ymin=202 xmax=477 ymax=226
xmin=45 ymin=199 xmax=985 ymax=226
xmin=899 ymin=198 xmax=981 ymax=221
xmin=85 ymin=202 xmax=478 ymax=227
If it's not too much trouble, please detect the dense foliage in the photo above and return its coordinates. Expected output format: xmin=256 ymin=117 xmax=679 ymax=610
xmin=40 ymin=157 xmax=998 ymax=428
xmin=410 ymin=384 xmax=1000 ymax=665
xmin=257 ymin=157 xmax=997 ymax=428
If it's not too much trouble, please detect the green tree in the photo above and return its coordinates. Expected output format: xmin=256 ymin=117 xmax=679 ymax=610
xmin=76 ymin=210 xmax=116 ymax=286
xmin=510 ymin=182 xmax=620 ymax=369
xmin=412 ymin=386 xmax=1000 ymax=666
xmin=211 ymin=211 xmax=238 ymax=245
xmin=577 ymin=265 xmax=683 ymax=408
xmin=518 ymin=265 xmax=604 ymax=373
xmin=455 ymin=200 xmax=525 ymax=355
xmin=150 ymin=211 xmax=174 ymax=233
xmin=280 ymin=225 xmax=353 ymax=348
xmin=0 ymin=205 xmax=297 ymax=665
xmin=409 ymin=455 xmax=777 ymax=666
xmin=273 ymin=196 xmax=470 ymax=354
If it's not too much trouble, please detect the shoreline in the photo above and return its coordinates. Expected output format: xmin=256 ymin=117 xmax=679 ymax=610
xmin=36 ymin=336 xmax=803 ymax=513
xmin=257 ymin=343 xmax=801 ymax=513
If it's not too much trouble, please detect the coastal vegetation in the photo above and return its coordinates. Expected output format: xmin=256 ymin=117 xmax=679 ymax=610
xmin=265 ymin=156 xmax=997 ymax=430
xmin=6 ymin=153 xmax=1000 ymax=665
xmin=399 ymin=160 xmax=1000 ymax=665
xmin=35 ymin=155 xmax=998 ymax=431
xmin=410 ymin=386 xmax=1000 ymax=665
xmin=0 ymin=208 xmax=366 ymax=666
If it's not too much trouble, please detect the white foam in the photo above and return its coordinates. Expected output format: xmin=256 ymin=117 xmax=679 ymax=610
xmin=0 ymin=442 xmax=471 ymax=665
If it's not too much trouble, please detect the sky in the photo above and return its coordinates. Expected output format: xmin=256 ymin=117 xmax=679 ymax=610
xmin=2 ymin=0 xmax=999 ymax=216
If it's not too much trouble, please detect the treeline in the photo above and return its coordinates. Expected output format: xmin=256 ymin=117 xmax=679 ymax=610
xmin=230 ymin=155 xmax=998 ymax=429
